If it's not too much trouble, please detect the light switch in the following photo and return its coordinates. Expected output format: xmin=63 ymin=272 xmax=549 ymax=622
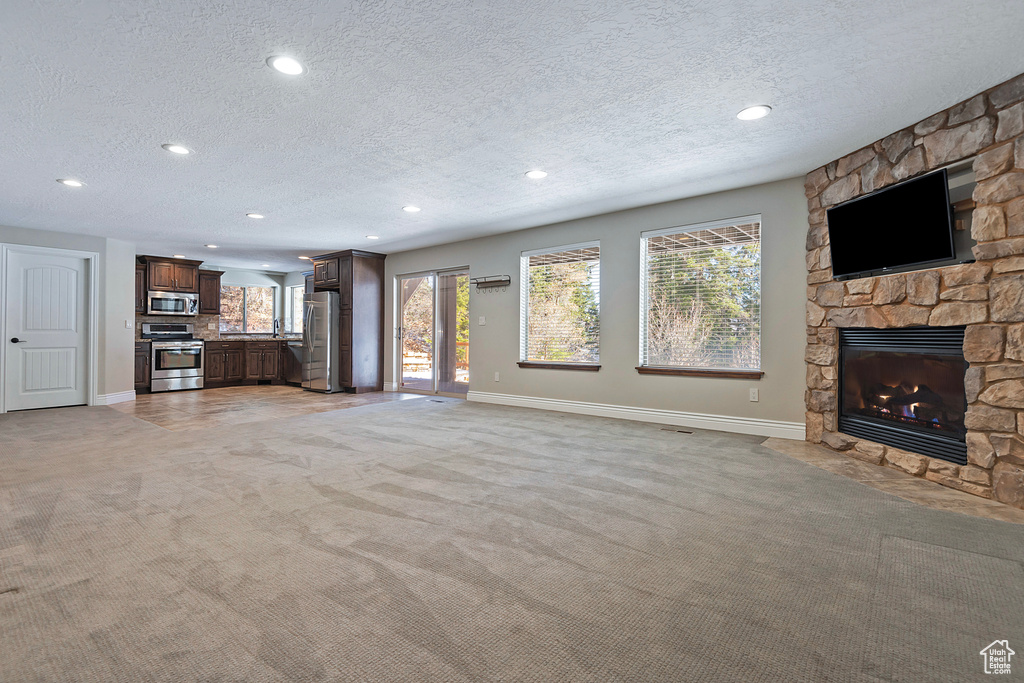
xmin=494 ymin=372 xmax=500 ymax=382
xmin=478 ymin=316 xmax=486 ymax=326
xmin=125 ymin=320 xmax=133 ymax=329
xmin=749 ymin=388 xmax=759 ymax=402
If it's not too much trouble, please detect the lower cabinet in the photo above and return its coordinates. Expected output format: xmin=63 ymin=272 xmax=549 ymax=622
xmin=245 ymin=342 xmax=280 ymax=381
xmin=134 ymin=342 xmax=150 ymax=392
xmin=202 ymin=340 xmax=289 ymax=388
xmin=206 ymin=342 xmax=246 ymax=385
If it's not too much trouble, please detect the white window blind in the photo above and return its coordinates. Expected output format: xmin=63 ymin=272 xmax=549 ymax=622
xmin=640 ymin=216 xmax=761 ymax=370
xmin=520 ymin=242 xmax=600 ymax=363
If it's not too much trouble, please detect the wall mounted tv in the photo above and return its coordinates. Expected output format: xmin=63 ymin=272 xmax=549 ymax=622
xmin=826 ymin=168 xmax=955 ymax=280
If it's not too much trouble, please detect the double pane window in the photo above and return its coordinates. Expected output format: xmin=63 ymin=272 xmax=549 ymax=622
xmin=640 ymin=216 xmax=761 ymax=370
xmin=219 ymin=285 xmax=275 ymax=333
xmin=520 ymin=242 xmax=600 ymax=363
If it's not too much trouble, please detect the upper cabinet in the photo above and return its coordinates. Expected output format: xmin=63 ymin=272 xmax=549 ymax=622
xmin=139 ymin=255 xmax=202 ymax=293
xmin=135 ymin=264 xmax=146 ymax=313
xmin=198 ymin=270 xmax=223 ymax=315
xmin=313 ymin=258 xmax=340 ymax=287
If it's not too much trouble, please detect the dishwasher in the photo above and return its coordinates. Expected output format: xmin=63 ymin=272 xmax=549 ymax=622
xmin=285 ymin=341 xmax=304 ymax=386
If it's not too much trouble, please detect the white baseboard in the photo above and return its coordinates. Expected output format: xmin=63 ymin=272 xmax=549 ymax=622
xmin=95 ymin=390 xmax=136 ymax=406
xmin=383 ymin=382 xmax=399 ymax=392
xmin=467 ymin=391 xmax=805 ymax=440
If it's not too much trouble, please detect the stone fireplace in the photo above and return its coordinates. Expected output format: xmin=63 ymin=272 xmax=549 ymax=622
xmin=804 ymin=73 xmax=1024 ymax=509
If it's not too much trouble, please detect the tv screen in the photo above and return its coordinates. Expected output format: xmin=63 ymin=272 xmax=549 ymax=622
xmin=826 ymin=169 xmax=954 ymax=279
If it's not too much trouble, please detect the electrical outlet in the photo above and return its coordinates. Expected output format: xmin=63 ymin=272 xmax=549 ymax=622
xmin=494 ymin=372 xmax=500 ymax=382
xmin=124 ymin=320 xmax=133 ymax=329
xmin=749 ymin=388 xmax=759 ymax=402
xmin=478 ymin=316 xmax=486 ymax=326
xmin=208 ymin=322 xmax=216 ymax=330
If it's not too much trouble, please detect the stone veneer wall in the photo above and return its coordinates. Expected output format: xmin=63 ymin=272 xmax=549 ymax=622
xmin=804 ymin=73 xmax=1024 ymax=509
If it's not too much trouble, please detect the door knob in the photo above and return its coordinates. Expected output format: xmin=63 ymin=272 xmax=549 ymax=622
xmin=10 ymin=337 xmax=27 ymax=343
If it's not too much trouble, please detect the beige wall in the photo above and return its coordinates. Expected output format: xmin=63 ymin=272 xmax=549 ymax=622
xmin=0 ymin=224 xmax=136 ymax=398
xmin=383 ymin=176 xmax=808 ymax=429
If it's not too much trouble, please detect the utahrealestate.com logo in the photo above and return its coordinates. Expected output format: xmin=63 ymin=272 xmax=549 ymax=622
xmin=980 ymin=640 xmax=1014 ymax=675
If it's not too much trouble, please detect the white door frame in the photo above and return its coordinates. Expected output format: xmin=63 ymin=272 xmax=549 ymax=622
xmin=0 ymin=244 xmax=100 ymax=414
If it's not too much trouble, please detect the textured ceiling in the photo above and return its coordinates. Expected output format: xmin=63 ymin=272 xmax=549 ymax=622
xmin=1 ymin=1 xmax=1023 ymax=272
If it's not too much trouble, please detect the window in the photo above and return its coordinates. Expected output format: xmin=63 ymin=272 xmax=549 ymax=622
xmin=520 ymin=242 xmax=600 ymax=364
xmin=640 ymin=216 xmax=761 ymax=371
xmin=219 ymin=285 xmax=275 ymax=333
xmin=285 ymin=285 xmax=304 ymax=334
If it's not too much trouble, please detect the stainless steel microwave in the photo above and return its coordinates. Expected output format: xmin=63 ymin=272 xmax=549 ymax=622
xmin=147 ymin=290 xmax=199 ymax=316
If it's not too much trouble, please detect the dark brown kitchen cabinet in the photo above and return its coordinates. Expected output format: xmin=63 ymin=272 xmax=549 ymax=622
xmin=313 ymin=258 xmax=339 ymax=287
xmin=308 ymin=249 xmax=385 ymax=393
xmin=244 ymin=341 xmax=280 ymax=381
xmin=135 ymin=264 xmax=146 ymax=313
xmin=134 ymin=342 xmax=150 ymax=392
xmin=304 ymin=270 xmax=314 ymax=294
xmin=198 ymin=270 xmax=223 ymax=315
xmin=139 ymin=256 xmax=201 ymax=293
xmin=205 ymin=341 xmax=245 ymax=385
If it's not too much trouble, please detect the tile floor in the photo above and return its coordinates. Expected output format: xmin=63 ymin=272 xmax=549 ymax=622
xmin=763 ymin=437 xmax=1024 ymax=524
xmin=111 ymin=385 xmax=424 ymax=431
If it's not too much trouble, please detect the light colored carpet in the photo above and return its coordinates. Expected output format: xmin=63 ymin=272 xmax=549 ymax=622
xmin=1 ymin=398 xmax=1022 ymax=682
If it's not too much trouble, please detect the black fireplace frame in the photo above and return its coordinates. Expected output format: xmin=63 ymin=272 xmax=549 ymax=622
xmin=838 ymin=326 xmax=967 ymax=465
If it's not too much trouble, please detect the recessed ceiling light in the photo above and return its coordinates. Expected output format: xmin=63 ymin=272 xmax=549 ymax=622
xmin=57 ymin=179 xmax=84 ymax=187
xmin=162 ymin=144 xmax=190 ymax=155
xmin=366 ymin=235 xmax=380 ymax=240
xmin=525 ymin=170 xmax=548 ymax=179
xmin=737 ymin=105 xmax=772 ymax=121
xmin=267 ymin=56 xmax=304 ymax=75
xmin=173 ymin=254 xmax=185 ymax=258
xmin=261 ymin=264 xmax=271 ymax=268
xmin=298 ymin=256 xmax=310 ymax=260
xmin=246 ymin=213 xmax=264 ymax=219
xmin=205 ymin=244 xmax=218 ymax=249
xmin=403 ymin=206 xmax=421 ymax=213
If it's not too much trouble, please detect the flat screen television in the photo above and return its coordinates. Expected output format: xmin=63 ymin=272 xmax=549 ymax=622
xmin=826 ymin=169 xmax=955 ymax=279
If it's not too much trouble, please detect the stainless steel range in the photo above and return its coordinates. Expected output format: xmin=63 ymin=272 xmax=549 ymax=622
xmin=142 ymin=323 xmax=204 ymax=392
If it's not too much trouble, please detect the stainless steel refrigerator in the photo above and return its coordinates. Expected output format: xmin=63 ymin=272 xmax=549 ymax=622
xmin=302 ymin=291 xmax=340 ymax=393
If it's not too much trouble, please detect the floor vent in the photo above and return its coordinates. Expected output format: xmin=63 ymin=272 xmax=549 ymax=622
xmin=661 ymin=428 xmax=693 ymax=434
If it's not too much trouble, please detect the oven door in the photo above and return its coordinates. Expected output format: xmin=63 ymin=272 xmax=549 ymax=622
xmin=148 ymin=291 xmax=198 ymax=316
xmin=151 ymin=342 xmax=204 ymax=379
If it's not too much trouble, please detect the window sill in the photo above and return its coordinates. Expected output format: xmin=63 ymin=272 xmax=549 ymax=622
xmin=635 ymin=366 xmax=764 ymax=380
xmin=517 ymin=361 xmax=601 ymax=371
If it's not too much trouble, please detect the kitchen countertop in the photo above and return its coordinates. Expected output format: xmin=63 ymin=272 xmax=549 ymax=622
xmin=216 ymin=335 xmax=302 ymax=341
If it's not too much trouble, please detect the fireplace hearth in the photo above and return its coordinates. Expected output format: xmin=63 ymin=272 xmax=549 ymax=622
xmin=839 ymin=327 xmax=967 ymax=465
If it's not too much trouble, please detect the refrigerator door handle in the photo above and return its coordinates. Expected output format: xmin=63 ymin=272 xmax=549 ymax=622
xmin=304 ymin=303 xmax=315 ymax=352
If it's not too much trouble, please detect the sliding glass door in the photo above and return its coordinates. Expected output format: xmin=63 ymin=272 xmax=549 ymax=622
xmin=399 ymin=269 xmax=469 ymax=395
xmin=400 ymin=275 xmax=434 ymax=391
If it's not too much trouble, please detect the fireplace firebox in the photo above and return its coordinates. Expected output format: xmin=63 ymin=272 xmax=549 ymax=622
xmin=838 ymin=326 xmax=967 ymax=465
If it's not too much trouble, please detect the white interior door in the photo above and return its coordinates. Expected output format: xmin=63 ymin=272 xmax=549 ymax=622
xmin=3 ymin=248 xmax=89 ymax=411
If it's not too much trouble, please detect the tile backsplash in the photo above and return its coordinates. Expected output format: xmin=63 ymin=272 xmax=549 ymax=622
xmin=135 ymin=314 xmax=220 ymax=340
